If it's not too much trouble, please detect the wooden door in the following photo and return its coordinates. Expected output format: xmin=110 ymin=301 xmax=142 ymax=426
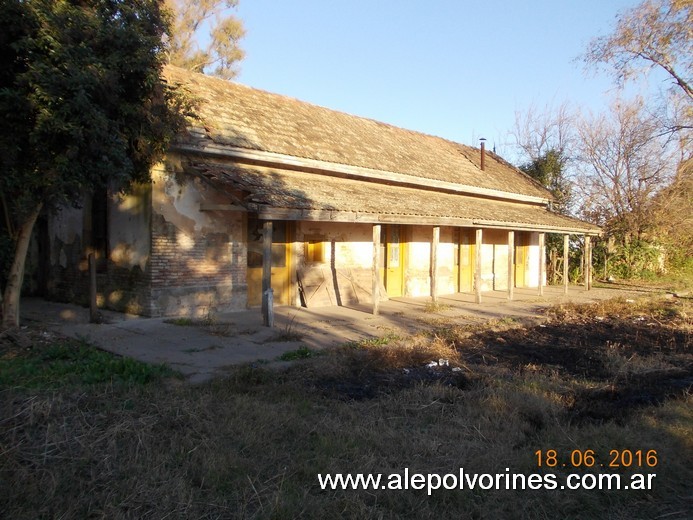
xmin=515 ymin=232 xmax=528 ymax=287
xmin=457 ymin=228 xmax=474 ymax=292
xmin=381 ymin=225 xmax=404 ymax=297
xmin=247 ymin=218 xmax=291 ymax=306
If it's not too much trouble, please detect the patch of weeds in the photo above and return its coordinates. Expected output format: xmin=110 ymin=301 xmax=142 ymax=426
xmin=279 ymin=346 xmax=321 ymax=361
xmin=165 ymin=317 xmax=196 ymax=326
xmin=164 ymin=315 xmax=233 ymax=337
xmin=268 ymin=316 xmax=303 ymax=342
xmin=182 ymin=345 xmax=224 ymax=354
xmin=0 ymin=340 xmax=177 ymax=388
xmin=423 ymin=301 xmax=452 ymax=313
xmin=270 ymin=329 xmax=303 ymax=342
xmin=416 ymin=315 xmax=454 ymax=327
xmin=344 ymin=333 xmax=400 ymax=349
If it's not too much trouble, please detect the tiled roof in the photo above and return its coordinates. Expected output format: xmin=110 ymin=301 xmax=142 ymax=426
xmin=189 ymin=161 xmax=602 ymax=234
xmin=164 ymin=66 xmax=551 ymax=200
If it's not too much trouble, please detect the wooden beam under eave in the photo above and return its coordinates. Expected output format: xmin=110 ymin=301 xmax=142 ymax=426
xmin=372 ymin=224 xmax=381 ymax=315
xmin=563 ymin=234 xmax=570 ymax=295
xmin=258 ymin=207 xmax=476 ymax=226
xmin=431 ymin=226 xmax=440 ymax=303
xmin=538 ymin=232 xmax=545 ymax=296
xmin=475 ymin=228 xmax=482 ymax=304
xmin=507 ymin=231 xmax=514 ymax=301
xmin=261 ymin=220 xmax=273 ymax=327
xmin=199 ymin=203 xmax=246 ymax=211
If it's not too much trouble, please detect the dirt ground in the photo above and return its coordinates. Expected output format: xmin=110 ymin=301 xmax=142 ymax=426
xmin=3 ymin=293 xmax=691 ymax=423
xmin=2 ymin=292 xmax=691 ymax=520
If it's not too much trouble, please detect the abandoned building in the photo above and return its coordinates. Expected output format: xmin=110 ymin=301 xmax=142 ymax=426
xmin=40 ymin=65 xmax=601 ymax=317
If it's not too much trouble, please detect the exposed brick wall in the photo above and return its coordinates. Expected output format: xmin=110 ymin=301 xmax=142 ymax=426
xmin=147 ymin=161 xmax=247 ymax=317
xmin=149 ymin=213 xmax=247 ymax=316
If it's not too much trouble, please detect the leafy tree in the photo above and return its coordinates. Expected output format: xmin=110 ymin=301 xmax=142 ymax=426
xmin=581 ymin=0 xmax=692 ymax=280
xmin=165 ymin=0 xmax=245 ymax=79
xmin=0 ymin=0 xmax=188 ymax=328
xmin=520 ymin=149 xmax=572 ymax=214
xmin=649 ymin=158 xmax=693 ymax=272
xmin=511 ymin=103 xmax=576 ymax=279
xmin=511 ymin=102 xmax=576 ymax=214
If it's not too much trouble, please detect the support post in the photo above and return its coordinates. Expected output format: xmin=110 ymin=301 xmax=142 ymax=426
xmin=372 ymin=224 xmax=381 ymax=315
xmin=507 ymin=231 xmax=514 ymax=300
xmin=585 ymin=235 xmax=592 ymax=291
xmin=261 ymin=220 xmax=273 ymax=327
xmin=475 ymin=228 xmax=482 ymax=304
xmin=89 ymin=253 xmax=99 ymax=323
xmin=538 ymin=232 xmax=545 ymax=296
xmin=563 ymin=234 xmax=570 ymax=295
xmin=431 ymin=226 xmax=439 ymax=303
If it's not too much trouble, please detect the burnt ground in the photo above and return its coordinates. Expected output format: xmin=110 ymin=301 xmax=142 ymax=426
xmin=312 ymin=297 xmax=692 ymax=423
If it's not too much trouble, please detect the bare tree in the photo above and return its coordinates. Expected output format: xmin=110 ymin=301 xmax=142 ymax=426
xmin=511 ymin=102 xmax=576 ymax=214
xmin=165 ymin=0 xmax=245 ymax=79
xmin=583 ymin=0 xmax=692 ymax=101
xmin=583 ymin=0 xmax=692 ymax=138
xmin=512 ymin=101 xmax=575 ymax=163
xmin=575 ymin=97 xmax=677 ymax=242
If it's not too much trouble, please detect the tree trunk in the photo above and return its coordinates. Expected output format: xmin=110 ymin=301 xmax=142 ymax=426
xmin=2 ymin=204 xmax=43 ymax=329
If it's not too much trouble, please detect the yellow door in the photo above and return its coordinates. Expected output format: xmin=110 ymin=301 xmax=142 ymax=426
xmin=382 ymin=225 xmax=404 ymax=297
xmin=247 ymin=218 xmax=291 ymax=306
xmin=457 ymin=228 xmax=474 ymax=292
xmin=515 ymin=232 xmax=527 ymax=287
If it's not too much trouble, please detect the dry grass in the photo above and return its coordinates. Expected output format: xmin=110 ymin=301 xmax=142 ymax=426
xmin=1 ymin=295 xmax=691 ymax=519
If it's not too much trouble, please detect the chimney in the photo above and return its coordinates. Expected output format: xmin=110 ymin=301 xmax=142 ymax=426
xmin=479 ymin=137 xmax=487 ymax=171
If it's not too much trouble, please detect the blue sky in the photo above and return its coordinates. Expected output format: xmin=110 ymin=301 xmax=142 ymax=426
xmin=235 ymin=0 xmax=639 ymax=159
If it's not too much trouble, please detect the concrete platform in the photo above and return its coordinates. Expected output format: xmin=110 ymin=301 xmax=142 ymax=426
xmin=20 ymin=284 xmax=649 ymax=383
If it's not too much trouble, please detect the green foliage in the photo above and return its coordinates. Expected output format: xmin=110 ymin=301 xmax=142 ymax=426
xmin=520 ymin=148 xmax=572 ymax=213
xmin=0 ymin=340 xmax=176 ymax=388
xmin=344 ymin=333 xmax=401 ymax=349
xmin=0 ymin=0 xmax=190 ymax=326
xmin=166 ymin=317 xmax=197 ymax=326
xmin=278 ymin=346 xmax=321 ymax=361
xmin=604 ymin=239 xmax=663 ymax=280
xmin=0 ymin=0 xmax=187 ymax=222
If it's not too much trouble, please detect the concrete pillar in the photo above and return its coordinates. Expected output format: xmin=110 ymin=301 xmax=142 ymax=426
xmin=475 ymin=228 xmax=482 ymax=304
xmin=507 ymin=231 xmax=514 ymax=300
xmin=372 ymin=224 xmax=381 ymax=315
xmin=262 ymin=220 xmax=273 ymax=326
xmin=538 ymin=232 xmax=545 ymax=296
xmin=431 ymin=226 xmax=440 ymax=302
xmin=585 ymin=235 xmax=592 ymax=291
xmin=563 ymin=234 xmax=570 ymax=295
